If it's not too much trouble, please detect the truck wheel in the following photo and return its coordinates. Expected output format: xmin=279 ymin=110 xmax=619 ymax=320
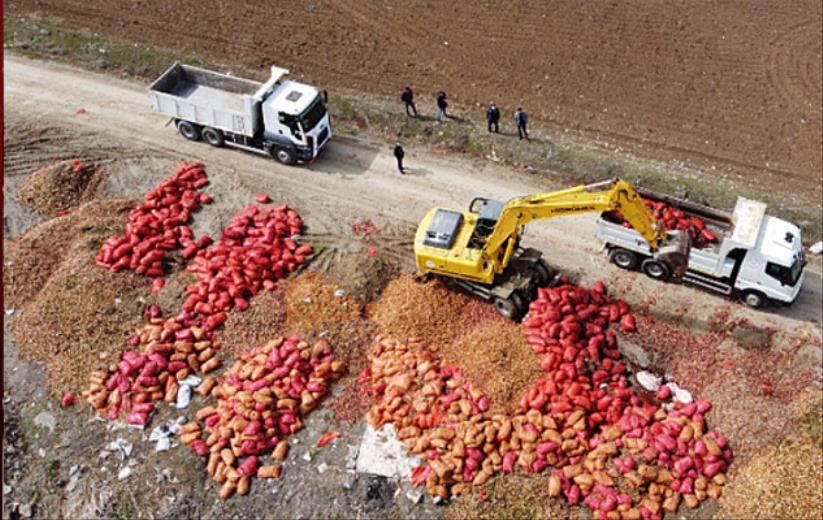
xmin=273 ymin=146 xmax=297 ymax=165
xmin=201 ymin=127 xmax=224 ymax=147
xmin=177 ymin=120 xmax=200 ymax=141
xmin=740 ymin=290 xmax=766 ymax=309
xmin=610 ymin=248 xmax=639 ymax=270
xmin=534 ymin=259 xmax=553 ymax=288
xmin=641 ymin=259 xmax=671 ymax=280
xmin=493 ymin=292 xmax=525 ymax=321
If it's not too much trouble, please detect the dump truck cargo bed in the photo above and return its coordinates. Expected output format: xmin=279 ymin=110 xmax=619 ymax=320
xmin=148 ymin=63 xmax=263 ymax=137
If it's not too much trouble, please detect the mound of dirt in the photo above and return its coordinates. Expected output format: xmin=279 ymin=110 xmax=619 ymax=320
xmin=366 ymin=275 xmax=475 ymax=348
xmin=7 ymin=198 xmax=150 ymax=395
xmin=17 ymin=160 xmax=107 ymax=217
xmin=438 ymin=315 xmax=544 ymax=415
xmin=321 ymin=246 xmax=402 ymax=304
xmin=4 ymin=196 xmax=137 ymax=309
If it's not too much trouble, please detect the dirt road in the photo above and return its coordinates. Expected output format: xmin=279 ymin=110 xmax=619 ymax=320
xmin=5 ymin=53 xmax=821 ymax=322
xmin=3 ymin=54 xmax=822 ymax=518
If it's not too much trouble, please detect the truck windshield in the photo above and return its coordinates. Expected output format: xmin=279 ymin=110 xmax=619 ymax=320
xmin=299 ymin=96 xmax=326 ymax=130
xmin=766 ymin=255 xmax=805 ymax=286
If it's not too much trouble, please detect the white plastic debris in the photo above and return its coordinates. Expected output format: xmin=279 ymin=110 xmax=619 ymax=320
xmin=105 ymin=439 xmax=133 ymax=459
xmin=636 ymin=371 xmax=662 ymax=392
xmin=117 ymin=467 xmax=132 ymax=480
xmin=178 ymin=375 xmax=202 ymax=387
xmin=810 ymin=241 xmax=823 ymax=255
xmin=155 ymin=437 xmax=171 ymax=452
xmin=175 ymin=385 xmax=192 ymax=409
xmin=665 ymin=382 xmax=694 ymax=404
xmin=149 ymin=426 xmax=170 ymax=442
xmin=334 ymin=289 xmax=346 ymax=297
xmin=317 ymin=462 xmax=329 ymax=474
xmin=303 ymin=297 xmax=312 ymax=304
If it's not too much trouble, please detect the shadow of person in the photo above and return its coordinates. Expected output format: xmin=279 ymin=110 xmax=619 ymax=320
xmin=401 ymin=167 xmax=434 ymax=177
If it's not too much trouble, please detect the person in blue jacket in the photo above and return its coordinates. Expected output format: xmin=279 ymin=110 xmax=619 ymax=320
xmin=486 ymin=102 xmax=500 ymax=133
xmin=514 ymin=107 xmax=530 ymax=141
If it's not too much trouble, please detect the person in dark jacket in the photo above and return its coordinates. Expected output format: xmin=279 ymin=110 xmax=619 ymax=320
xmin=393 ymin=140 xmax=406 ymax=174
xmin=486 ymin=102 xmax=500 ymax=133
xmin=401 ymin=87 xmax=418 ymax=117
xmin=436 ymin=91 xmax=448 ymax=122
xmin=514 ymin=107 xmax=530 ymax=141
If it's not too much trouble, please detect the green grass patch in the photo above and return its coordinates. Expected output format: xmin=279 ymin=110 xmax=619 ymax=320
xmin=3 ymin=17 xmax=212 ymax=81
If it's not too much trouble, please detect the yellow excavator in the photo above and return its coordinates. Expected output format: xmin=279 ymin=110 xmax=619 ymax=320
xmin=414 ymin=178 xmax=691 ymax=320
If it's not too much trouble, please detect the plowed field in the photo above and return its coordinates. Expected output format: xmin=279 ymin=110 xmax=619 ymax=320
xmin=6 ymin=0 xmax=822 ymax=200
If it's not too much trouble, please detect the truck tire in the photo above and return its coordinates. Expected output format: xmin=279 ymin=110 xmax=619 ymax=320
xmin=493 ymin=292 xmax=525 ymax=321
xmin=610 ymin=248 xmax=639 ymax=270
xmin=740 ymin=290 xmax=766 ymax=309
xmin=201 ymin=127 xmax=225 ymax=147
xmin=534 ymin=259 xmax=553 ymax=288
xmin=177 ymin=120 xmax=201 ymax=141
xmin=273 ymin=146 xmax=297 ymax=166
xmin=641 ymin=259 xmax=671 ymax=280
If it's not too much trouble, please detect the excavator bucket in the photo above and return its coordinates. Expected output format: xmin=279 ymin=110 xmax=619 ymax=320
xmin=656 ymin=230 xmax=691 ymax=280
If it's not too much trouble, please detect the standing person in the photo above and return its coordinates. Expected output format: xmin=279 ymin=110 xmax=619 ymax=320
xmin=486 ymin=102 xmax=500 ymax=133
xmin=393 ymin=140 xmax=406 ymax=174
xmin=436 ymin=91 xmax=448 ymax=122
xmin=514 ymin=107 xmax=530 ymax=141
xmin=401 ymin=86 xmax=418 ymax=117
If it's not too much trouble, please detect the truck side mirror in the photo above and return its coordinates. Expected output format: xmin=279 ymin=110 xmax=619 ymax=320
xmin=323 ymin=89 xmax=328 ymax=103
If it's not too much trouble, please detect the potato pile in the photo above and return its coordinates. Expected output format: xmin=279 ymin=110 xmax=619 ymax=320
xmin=182 ymin=204 xmax=312 ymax=331
xmin=95 ymin=161 xmax=213 ymax=289
xmin=182 ymin=334 xmax=344 ymax=500
xmin=81 ymin=305 xmax=221 ymax=425
xmin=361 ymin=282 xmax=732 ymax=518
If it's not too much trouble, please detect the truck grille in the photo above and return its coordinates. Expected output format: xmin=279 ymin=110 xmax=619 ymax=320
xmin=317 ymin=127 xmax=329 ymax=148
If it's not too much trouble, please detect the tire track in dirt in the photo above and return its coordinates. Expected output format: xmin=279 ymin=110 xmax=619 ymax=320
xmin=767 ymin=20 xmax=823 ymax=113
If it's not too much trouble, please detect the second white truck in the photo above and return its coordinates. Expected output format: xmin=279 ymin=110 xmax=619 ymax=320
xmin=596 ymin=189 xmax=806 ymax=308
xmin=149 ymin=63 xmax=332 ymax=165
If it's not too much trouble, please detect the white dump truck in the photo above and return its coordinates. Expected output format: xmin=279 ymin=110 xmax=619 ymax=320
xmin=148 ymin=63 xmax=332 ymax=165
xmin=596 ymin=189 xmax=807 ymax=308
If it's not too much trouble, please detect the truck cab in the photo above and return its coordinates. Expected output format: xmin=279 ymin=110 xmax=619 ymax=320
xmin=731 ymin=210 xmax=806 ymax=307
xmin=257 ymin=69 xmax=332 ymax=164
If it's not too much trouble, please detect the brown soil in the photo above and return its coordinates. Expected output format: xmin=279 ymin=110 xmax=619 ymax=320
xmin=7 ymin=0 xmax=822 ymax=202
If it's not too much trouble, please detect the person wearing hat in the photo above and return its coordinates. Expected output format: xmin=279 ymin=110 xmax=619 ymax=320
xmin=486 ymin=102 xmax=500 ymax=133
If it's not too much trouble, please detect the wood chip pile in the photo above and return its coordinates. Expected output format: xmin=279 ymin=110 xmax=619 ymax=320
xmin=17 ymin=159 xmax=106 ymax=217
xmin=360 ymin=281 xmax=735 ymax=519
xmin=182 ymin=334 xmax=344 ymax=500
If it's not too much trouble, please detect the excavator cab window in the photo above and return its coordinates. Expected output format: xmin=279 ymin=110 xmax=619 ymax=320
xmin=474 ymin=199 xmax=504 ymax=238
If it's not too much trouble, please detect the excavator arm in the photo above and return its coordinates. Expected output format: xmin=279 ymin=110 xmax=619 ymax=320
xmin=414 ymin=178 xmax=690 ymax=293
xmin=481 ymin=179 xmax=668 ymax=274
